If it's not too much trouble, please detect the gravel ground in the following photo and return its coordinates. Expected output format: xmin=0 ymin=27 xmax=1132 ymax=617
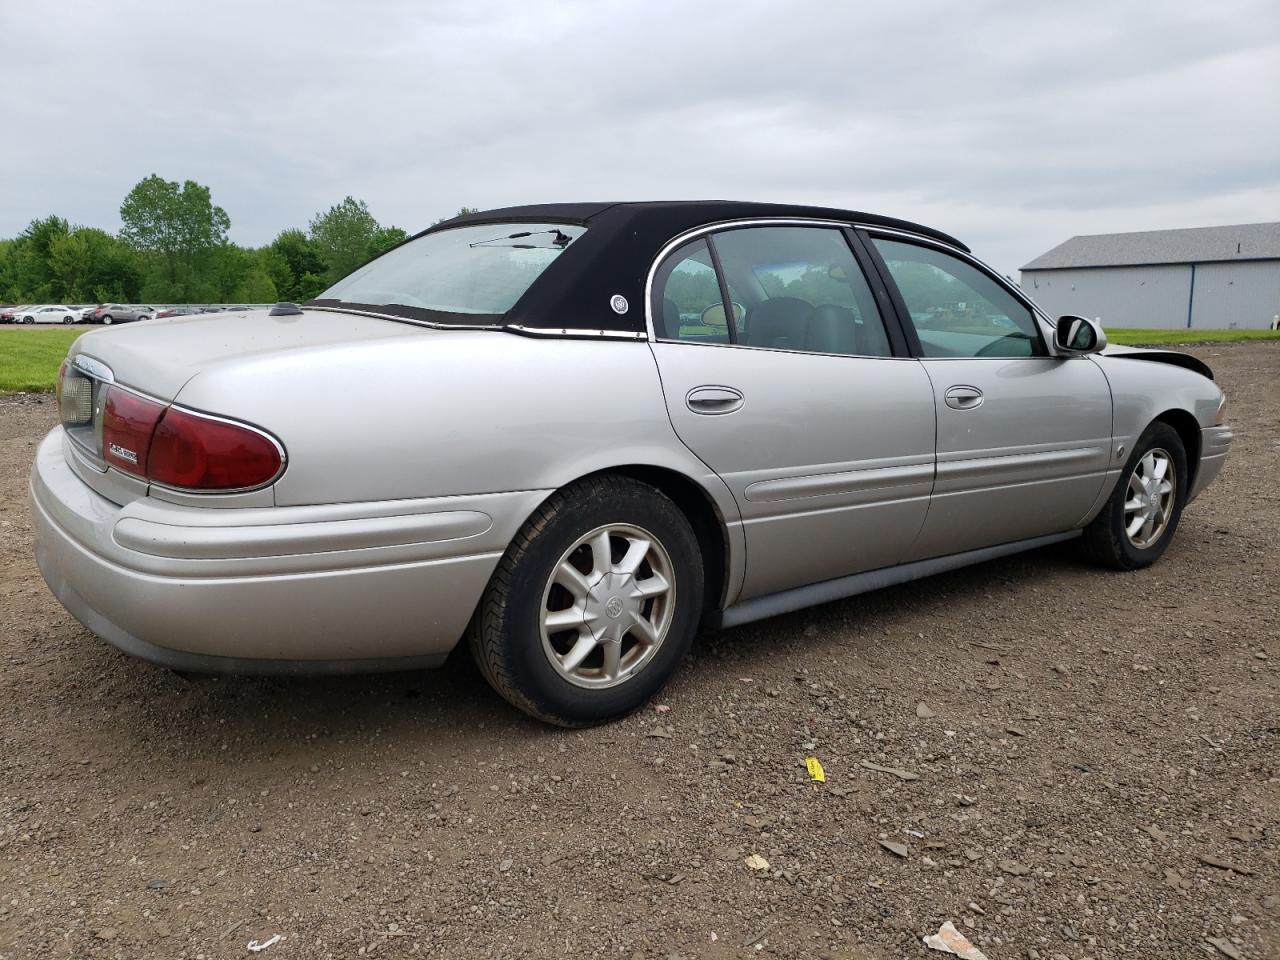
xmin=1 ymin=343 xmax=1276 ymax=960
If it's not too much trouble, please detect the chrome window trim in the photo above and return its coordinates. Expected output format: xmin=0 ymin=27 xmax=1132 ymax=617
xmin=861 ymin=225 xmax=1061 ymax=357
xmin=506 ymin=324 xmax=647 ymax=341
xmin=304 ymin=304 xmax=503 ymax=331
xmin=305 ymin=306 xmax=645 ymax=341
xmin=645 ymin=217 xmax=1059 ymax=359
xmin=644 ymin=217 xmax=914 ymax=361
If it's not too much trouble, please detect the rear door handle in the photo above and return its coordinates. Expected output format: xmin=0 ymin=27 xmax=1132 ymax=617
xmin=686 ymin=385 xmax=744 ymax=415
xmin=944 ymin=385 xmax=984 ymax=410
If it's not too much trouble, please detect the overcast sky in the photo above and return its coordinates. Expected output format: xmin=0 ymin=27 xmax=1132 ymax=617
xmin=2 ymin=0 xmax=1277 ymax=274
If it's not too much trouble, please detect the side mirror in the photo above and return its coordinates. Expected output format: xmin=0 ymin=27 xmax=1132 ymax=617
xmin=1054 ymin=315 xmax=1107 ymax=355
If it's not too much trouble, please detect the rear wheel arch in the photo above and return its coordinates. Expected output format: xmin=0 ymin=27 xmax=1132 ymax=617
xmin=535 ymin=465 xmax=731 ymax=621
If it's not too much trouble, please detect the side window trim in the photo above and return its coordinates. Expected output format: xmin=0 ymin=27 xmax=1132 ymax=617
xmin=857 ymin=229 xmax=924 ymax=357
xmin=844 ymin=228 xmax=911 ymax=358
xmin=862 ymin=229 xmax=1049 ymax=359
xmin=649 ymin=237 xmax=731 ymax=344
xmin=703 ymin=234 xmax=739 ymax=345
xmin=647 ymin=218 xmax=919 ymax=359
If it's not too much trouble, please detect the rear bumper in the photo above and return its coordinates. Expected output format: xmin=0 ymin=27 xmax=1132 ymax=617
xmin=30 ymin=429 xmax=546 ymax=673
xmin=1189 ymin=424 xmax=1233 ymax=502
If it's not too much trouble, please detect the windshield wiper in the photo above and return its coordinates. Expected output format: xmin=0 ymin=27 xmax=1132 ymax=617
xmin=469 ymin=228 xmax=573 ymax=250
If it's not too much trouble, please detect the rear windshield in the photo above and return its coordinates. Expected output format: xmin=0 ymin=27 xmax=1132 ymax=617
xmin=313 ymin=222 xmax=585 ymax=323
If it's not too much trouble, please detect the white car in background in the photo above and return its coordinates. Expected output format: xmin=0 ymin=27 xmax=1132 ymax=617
xmin=18 ymin=305 xmax=79 ymax=324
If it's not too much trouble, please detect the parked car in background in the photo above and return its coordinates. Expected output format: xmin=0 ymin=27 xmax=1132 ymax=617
xmin=1 ymin=304 xmax=33 ymax=324
xmin=153 ymin=307 xmax=198 ymax=319
xmin=30 ymin=201 xmax=1233 ymax=725
xmin=86 ymin=304 xmax=154 ymax=325
xmin=17 ymin=304 xmax=80 ymax=324
xmin=81 ymin=305 xmax=101 ymax=322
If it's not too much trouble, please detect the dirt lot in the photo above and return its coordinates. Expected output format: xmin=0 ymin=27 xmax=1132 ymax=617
xmin=1 ymin=344 xmax=1276 ymax=960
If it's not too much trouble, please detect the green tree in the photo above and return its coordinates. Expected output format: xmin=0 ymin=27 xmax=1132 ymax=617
xmin=309 ymin=196 xmax=380 ymax=284
xmin=432 ymin=206 xmax=480 ymax=226
xmin=120 ymin=175 xmax=230 ymax=299
xmin=371 ymin=225 xmax=408 ymax=255
xmin=267 ymin=228 xmax=327 ymax=301
xmin=7 ymin=216 xmax=71 ymax=300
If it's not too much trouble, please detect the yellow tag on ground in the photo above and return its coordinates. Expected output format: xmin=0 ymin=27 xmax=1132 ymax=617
xmin=805 ymin=756 xmax=826 ymax=782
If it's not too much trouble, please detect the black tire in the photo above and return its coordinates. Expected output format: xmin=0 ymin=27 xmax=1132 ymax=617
xmin=101 ymin=315 xmax=113 ymax=325
xmin=63 ymin=316 xmax=73 ymax=324
xmin=1083 ymin=421 xmax=1188 ymax=570
xmin=470 ymin=475 xmax=704 ymax=726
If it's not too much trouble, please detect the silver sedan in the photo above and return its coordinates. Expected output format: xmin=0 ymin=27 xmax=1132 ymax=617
xmin=29 ymin=201 xmax=1233 ymax=725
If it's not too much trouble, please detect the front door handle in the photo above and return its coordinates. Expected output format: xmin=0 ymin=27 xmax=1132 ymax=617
xmin=944 ymin=385 xmax=984 ymax=410
xmin=686 ymin=385 xmax=744 ymax=415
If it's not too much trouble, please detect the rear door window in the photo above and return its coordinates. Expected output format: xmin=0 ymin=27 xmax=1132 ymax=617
xmin=711 ymin=227 xmax=893 ymax=357
xmin=651 ymin=239 xmax=733 ymax=343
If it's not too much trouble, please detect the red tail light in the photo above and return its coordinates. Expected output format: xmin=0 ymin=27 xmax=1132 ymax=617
xmin=148 ymin=407 xmax=283 ymax=491
xmin=64 ymin=374 xmax=284 ymax=491
xmin=102 ymin=388 xmax=166 ymax=475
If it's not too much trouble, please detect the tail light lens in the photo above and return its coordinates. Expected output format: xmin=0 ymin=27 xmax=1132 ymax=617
xmin=103 ymin=389 xmax=165 ymax=475
xmin=57 ymin=359 xmax=284 ymax=492
xmin=148 ymin=407 xmax=283 ymax=490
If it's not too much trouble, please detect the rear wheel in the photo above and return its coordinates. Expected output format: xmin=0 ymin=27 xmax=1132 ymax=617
xmin=1083 ymin=421 xmax=1187 ymax=570
xmin=101 ymin=315 xmax=114 ymax=325
xmin=470 ymin=475 xmax=703 ymax=726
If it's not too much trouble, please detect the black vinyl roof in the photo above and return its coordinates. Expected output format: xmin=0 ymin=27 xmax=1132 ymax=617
xmin=436 ymin=200 xmax=965 ymax=249
xmin=340 ymin=201 xmax=968 ymax=335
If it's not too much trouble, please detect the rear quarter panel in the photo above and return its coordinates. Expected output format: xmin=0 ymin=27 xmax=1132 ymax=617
xmin=171 ymin=331 xmax=740 ymax=519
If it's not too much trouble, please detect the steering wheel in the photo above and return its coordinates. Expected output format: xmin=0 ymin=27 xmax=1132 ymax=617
xmin=975 ymin=335 xmax=1022 ymax=358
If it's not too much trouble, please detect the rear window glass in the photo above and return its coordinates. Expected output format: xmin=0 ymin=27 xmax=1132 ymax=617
xmin=316 ymin=222 xmax=585 ymax=319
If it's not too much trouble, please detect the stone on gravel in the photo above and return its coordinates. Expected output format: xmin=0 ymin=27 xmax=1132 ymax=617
xmin=877 ymin=839 xmax=909 ymax=858
xmin=859 ymin=759 xmax=920 ymax=781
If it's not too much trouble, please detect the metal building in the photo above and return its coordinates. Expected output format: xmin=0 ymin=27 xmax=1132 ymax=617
xmin=1019 ymin=222 xmax=1280 ymax=329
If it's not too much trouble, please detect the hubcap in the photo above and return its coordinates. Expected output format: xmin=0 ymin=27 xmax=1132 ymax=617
xmin=1123 ymin=447 xmax=1176 ymax=549
xmin=540 ymin=523 xmax=675 ymax=689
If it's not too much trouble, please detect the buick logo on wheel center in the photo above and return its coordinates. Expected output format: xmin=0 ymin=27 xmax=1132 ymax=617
xmin=605 ymin=597 xmax=625 ymax=619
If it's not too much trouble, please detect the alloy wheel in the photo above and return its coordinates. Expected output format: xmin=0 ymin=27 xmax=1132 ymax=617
xmin=1123 ymin=448 xmax=1176 ymax=549
xmin=540 ymin=523 xmax=675 ymax=689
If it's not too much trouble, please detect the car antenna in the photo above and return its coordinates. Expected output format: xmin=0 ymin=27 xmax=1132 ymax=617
xmin=470 ymin=229 xmax=572 ymax=249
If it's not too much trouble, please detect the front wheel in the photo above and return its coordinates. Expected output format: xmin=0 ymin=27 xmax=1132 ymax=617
xmin=470 ymin=475 xmax=704 ymax=726
xmin=1083 ymin=421 xmax=1187 ymax=570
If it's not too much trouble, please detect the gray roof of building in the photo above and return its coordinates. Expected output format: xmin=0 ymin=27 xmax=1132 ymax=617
xmin=1021 ymin=221 xmax=1280 ymax=271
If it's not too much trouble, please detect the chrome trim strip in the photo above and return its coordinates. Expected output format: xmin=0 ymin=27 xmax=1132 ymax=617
xmin=71 ymin=353 xmax=114 ymax=383
xmin=716 ymin=530 xmax=1081 ymax=629
xmin=303 ymin=304 xmax=502 ymax=331
xmin=743 ymin=461 xmax=935 ymax=503
xmin=304 ymin=306 xmax=647 ymax=341
xmin=505 ymin=324 xmax=647 ymax=341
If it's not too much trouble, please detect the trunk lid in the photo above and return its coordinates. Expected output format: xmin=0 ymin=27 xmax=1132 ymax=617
xmin=68 ymin=308 xmax=424 ymax=400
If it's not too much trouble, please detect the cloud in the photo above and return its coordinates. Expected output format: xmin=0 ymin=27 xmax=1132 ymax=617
xmin=1 ymin=0 xmax=1276 ymax=274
